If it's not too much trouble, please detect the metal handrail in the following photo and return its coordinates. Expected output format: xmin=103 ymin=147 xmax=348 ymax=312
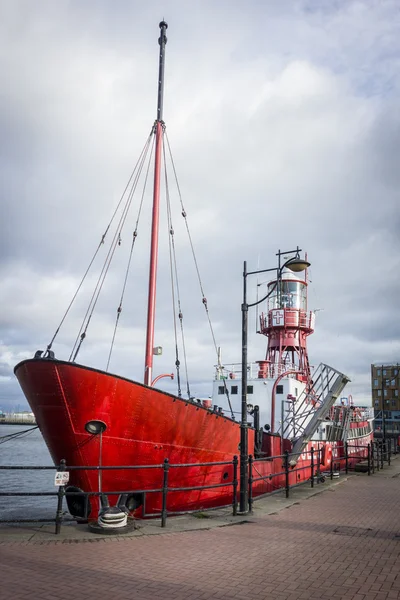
xmin=0 ymin=439 xmax=394 ymax=534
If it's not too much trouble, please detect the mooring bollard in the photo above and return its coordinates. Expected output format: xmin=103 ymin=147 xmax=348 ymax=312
xmin=232 ymin=455 xmax=238 ymax=516
xmin=248 ymin=455 xmax=253 ymax=513
xmin=55 ymin=458 xmax=66 ymax=535
xmin=161 ymin=458 xmax=169 ymax=528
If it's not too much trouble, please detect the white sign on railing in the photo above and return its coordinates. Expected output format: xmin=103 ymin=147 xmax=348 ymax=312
xmin=54 ymin=472 xmax=69 ymax=486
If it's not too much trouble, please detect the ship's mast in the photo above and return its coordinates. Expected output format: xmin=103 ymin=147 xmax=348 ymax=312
xmin=144 ymin=21 xmax=168 ymax=386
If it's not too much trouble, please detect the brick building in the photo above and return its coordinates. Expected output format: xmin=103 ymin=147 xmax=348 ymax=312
xmin=371 ymin=362 xmax=400 ymax=438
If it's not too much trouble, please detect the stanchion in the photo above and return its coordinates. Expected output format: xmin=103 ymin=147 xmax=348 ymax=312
xmin=55 ymin=458 xmax=66 ymax=535
xmin=345 ymin=442 xmax=349 ymax=474
xmin=248 ymin=455 xmax=253 ymax=513
xmin=161 ymin=458 xmax=169 ymax=528
xmin=376 ymin=442 xmax=380 ymax=471
xmin=310 ymin=447 xmax=314 ymax=488
xmin=232 ymin=455 xmax=238 ymax=516
xmin=367 ymin=442 xmax=371 ymax=476
xmin=330 ymin=452 xmax=334 ymax=481
xmin=284 ymin=450 xmax=290 ymax=498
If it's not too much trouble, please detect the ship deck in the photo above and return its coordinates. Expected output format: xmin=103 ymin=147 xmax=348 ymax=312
xmin=1 ymin=455 xmax=399 ymax=599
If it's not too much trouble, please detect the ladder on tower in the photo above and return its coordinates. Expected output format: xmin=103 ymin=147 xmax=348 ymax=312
xmin=280 ymin=363 xmax=350 ymax=462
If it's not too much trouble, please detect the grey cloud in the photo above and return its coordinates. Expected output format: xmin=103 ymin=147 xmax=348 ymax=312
xmin=1 ymin=1 xmax=400 ymax=409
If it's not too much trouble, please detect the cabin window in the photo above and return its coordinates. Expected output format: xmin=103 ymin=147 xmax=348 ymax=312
xmin=394 ymin=369 xmax=398 ymax=376
xmin=377 ymin=390 xmax=381 ymax=396
xmin=383 ymin=369 xmax=387 ymax=376
xmin=392 ymin=400 xmax=396 ymax=407
xmin=377 ymin=369 xmax=381 ymax=376
xmin=218 ymin=386 xmax=225 ymax=395
xmin=374 ymin=400 xmax=379 ymax=407
xmin=295 ymin=387 xmax=298 ymax=396
xmin=231 ymin=386 xmax=238 ymax=395
xmin=395 ymin=390 xmax=399 ymax=397
xmin=276 ymin=385 xmax=283 ymax=394
xmin=384 ymin=389 xmax=388 ymax=397
xmin=247 ymin=386 xmax=253 ymax=394
xmin=374 ymin=379 xmax=378 ymax=387
xmin=385 ymin=379 xmax=390 ymax=386
xmin=391 ymin=379 xmax=396 ymax=386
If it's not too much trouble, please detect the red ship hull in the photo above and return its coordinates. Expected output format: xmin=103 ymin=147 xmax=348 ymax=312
xmin=14 ymin=358 xmax=372 ymax=519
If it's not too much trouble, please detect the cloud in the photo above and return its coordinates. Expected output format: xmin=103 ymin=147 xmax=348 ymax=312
xmin=1 ymin=1 xmax=400 ymax=410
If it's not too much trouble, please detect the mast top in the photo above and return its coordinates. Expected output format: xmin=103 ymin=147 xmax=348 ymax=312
xmin=157 ymin=21 xmax=168 ymax=122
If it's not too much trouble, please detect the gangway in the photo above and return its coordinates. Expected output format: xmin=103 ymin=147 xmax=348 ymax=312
xmin=280 ymin=363 xmax=350 ymax=461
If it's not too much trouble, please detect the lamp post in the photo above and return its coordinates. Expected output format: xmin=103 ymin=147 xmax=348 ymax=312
xmin=239 ymin=248 xmax=310 ymax=513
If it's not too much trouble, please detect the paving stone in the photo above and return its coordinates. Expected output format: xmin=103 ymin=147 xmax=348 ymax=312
xmin=0 ymin=457 xmax=399 ymax=599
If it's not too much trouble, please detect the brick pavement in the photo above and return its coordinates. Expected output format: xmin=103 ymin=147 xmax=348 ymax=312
xmin=0 ymin=466 xmax=399 ymax=600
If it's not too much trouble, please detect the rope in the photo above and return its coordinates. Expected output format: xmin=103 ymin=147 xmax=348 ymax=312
xmin=163 ymin=134 xmax=186 ymax=397
xmin=165 ymin=132 xmax=218 ymax=354
xmin=165 ymin=132 xmax=234 ymax=413
xmin=106 ymin=134 xmax=155 ymax=371
xmin=0 ymin=426 xmax=39 ymax=445
xmin=46 ymin=131 xmax=154 ymax=353
xmin=70 ymin=131 xmax=154 ymax=362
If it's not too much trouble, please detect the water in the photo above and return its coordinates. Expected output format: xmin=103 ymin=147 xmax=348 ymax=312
xmin=0 ymin=425 xmax=58 ymax=521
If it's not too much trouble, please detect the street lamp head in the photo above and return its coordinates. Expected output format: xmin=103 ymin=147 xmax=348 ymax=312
xmin=283 ymin=257 xmax=311 ymax=273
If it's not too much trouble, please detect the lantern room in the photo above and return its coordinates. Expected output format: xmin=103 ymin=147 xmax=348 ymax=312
xmin=267 ymin=269 xmax=307 ymax=311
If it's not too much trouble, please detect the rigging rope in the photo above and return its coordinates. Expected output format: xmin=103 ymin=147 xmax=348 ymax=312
xmin=106 ymin=132 xmax=156 ymax=372
xmin=165 ymin=132 xmax=234 ymax=416
xmin=163 ymin=132 xmax=188 ymax=397
xmin=165 ymin=132 xmax=219 ymax=355
xmin=0 ymin=426 xmax=39 ymax=445
xmin=70 ymin=129 xmax=155 ymax=362
xmin=46 ymin=131 xmax=154 ymax=354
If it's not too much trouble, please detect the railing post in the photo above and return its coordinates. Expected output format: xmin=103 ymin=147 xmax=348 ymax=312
xmin=55 ymin=459 xmax=66 ymax=535
xmin=388 ymin=438 xmax=391 ymax=466
xmin=367 ymin=442 xmax=371 ymax=476
xmin=376 ymin=442 xmax=380 ymax=471
xmin=380 ymin=440 xmax=384 ymax=469
xmin=232 ymin=455 xmax=238 ymax=516
xmin=372 ymin=442 xmax=375 ymax=474
xmin=248 ymin=455 xmax=253 ymax=514
xmin=330 ymin=450 xmax=334 ymax=481
xmin=345 ymin=442 xmax=349 ymax=474
xmin=161 ymin=458 xmax=169 ymax=528
xmin=316 ymin=446 xmax=321 ymax=484
xmin=310 ymin=447 xmax=314 ymax=488
xmin=284 ymin=450 xmax=290 ymax=498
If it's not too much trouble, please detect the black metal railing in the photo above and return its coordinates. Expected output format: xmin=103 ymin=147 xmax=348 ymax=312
xmin=0 ymin=438 xmax=396 ymax=534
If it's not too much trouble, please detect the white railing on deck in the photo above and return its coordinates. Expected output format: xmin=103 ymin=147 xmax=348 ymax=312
xmin=214 ymin=361 xmax=300 ymax=381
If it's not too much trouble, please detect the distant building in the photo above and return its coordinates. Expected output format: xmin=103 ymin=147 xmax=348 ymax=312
xmin=371 ymin=362 xmax=400 ymax=438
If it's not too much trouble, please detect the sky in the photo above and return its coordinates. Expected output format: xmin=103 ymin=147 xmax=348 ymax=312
xmin=1 ymin=0 xmax=400 ymax=411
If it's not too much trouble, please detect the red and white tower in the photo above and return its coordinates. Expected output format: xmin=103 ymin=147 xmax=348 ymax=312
xmin=258 ymin=267 xmax=315 ymax=383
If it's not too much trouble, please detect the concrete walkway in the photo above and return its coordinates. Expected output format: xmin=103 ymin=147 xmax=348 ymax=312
xmin=0 ymin=458 xmax=399 ymax=599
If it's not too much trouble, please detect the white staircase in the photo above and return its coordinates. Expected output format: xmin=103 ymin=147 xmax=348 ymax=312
xmin=280 ymin=363 xmax=350 ymax=461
